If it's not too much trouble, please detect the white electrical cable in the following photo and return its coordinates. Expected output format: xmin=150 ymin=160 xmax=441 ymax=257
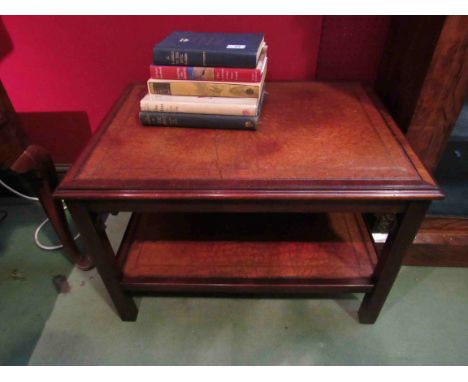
xmin=0 ymin=178 xmax=80 ymax=250
xmin=34 ymin=205 xmax=80 ymax=250
xmin=0 ymin=178 xmax=39 ymax=201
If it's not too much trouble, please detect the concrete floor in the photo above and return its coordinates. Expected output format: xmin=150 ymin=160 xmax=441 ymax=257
xmin=1 ymin=199 xmax=468 ymax=365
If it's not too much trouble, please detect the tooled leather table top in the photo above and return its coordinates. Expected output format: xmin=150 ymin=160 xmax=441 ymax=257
xmin=57 ymin=82 xmax=442 ymax=200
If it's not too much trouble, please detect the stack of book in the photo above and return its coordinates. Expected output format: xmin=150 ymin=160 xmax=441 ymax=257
xmin=139 ymin=31 xmax=267 ymax=130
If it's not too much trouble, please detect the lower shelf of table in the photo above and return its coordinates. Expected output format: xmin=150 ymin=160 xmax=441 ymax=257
xmin=117 ymin=212 xmax=378 ymax=294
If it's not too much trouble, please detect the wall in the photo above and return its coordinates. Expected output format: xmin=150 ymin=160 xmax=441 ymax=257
xmin=0 ymin=16 xmax=390 ymax=164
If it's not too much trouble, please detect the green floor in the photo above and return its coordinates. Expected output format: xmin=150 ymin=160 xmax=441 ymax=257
xmin=0 ymin=198 xmax=74 ymax=365
xmin=1 ymin=197 xmax=468 ymax=365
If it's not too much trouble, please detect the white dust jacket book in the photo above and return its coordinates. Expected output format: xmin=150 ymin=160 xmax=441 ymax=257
xmin=140 ymin=93 xmax=262 ymax=116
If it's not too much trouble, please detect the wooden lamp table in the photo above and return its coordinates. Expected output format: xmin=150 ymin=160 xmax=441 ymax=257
xmin=55 ymin=82 xmax=443 ymax=323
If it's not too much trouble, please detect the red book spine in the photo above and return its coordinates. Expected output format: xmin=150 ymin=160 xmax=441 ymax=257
xmin=150 ymin=65 xmax=189 ymax=80
xmin=149 ymin=65 xmax=262 ymax=82
xmin=213 ymin=67 xmax=262 ymax=82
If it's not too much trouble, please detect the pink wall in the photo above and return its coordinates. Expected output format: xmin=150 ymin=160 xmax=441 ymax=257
xmin=0 ymin=16 xmax=390 ymax=163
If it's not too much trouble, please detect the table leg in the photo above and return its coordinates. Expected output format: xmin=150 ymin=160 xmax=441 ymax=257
xmin=358 ymin=201 xmax=430 ymax=324
xmin=67 ymin=202 xmax=138 ymax=321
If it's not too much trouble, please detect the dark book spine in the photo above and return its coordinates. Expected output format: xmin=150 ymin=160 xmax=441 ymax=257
xmin=139 ymin=111 xmax=257 ymax=130
xmin=153 ymin=47 xmax=257 ymax=68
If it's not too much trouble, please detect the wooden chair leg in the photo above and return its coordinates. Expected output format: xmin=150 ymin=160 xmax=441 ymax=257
xmin=10 ymin=145 xmax=94 ymax=270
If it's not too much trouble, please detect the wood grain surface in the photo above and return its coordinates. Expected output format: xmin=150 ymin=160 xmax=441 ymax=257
xmin=121 ymin=212 xmax=377 ymax=283
xmin=405 ymin=217 xmax=468 ymax=267
xmin=406 ymin=16 xmax=468 ymax=173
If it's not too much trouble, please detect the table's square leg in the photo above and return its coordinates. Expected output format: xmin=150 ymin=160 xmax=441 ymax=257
xmin=68 ymin=202 xmax=138 ymax=321
xmin=358 ymin=201 xmax=430 ymax=323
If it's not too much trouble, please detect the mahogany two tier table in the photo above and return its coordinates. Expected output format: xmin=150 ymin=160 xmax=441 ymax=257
xmin=55 ymin=82 xmax=443 ymax=323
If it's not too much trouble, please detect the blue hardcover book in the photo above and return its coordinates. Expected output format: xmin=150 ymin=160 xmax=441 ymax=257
xmin=153 ymin=31 xmax=265 ymax=68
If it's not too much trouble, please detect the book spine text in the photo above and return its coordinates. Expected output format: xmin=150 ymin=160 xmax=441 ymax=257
xmin=139 ymin=111 xmax=257 ymax=130
xmin=140 ymin=99 xmax=257 ymax=116
xmin=153 ymin=48 xmax=256 ymax=68
xmin=147 ymin=80 xmax=259 ymax=98
xmin=150 ymin=65 xmax=262 ymax=82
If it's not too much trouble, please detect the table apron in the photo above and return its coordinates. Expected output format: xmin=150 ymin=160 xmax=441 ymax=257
xmin=72 ymin=199 xmax=409 ymax=213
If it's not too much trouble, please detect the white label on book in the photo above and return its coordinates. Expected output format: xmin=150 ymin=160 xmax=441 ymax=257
xmin=226 ymin=45 xmax=246 ymax=49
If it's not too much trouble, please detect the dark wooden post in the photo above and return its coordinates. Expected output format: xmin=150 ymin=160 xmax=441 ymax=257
xmin=376 ymin=15 xmax=468 ymax=173
xmin=10 ymin=145 xmax=94 ymax=270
